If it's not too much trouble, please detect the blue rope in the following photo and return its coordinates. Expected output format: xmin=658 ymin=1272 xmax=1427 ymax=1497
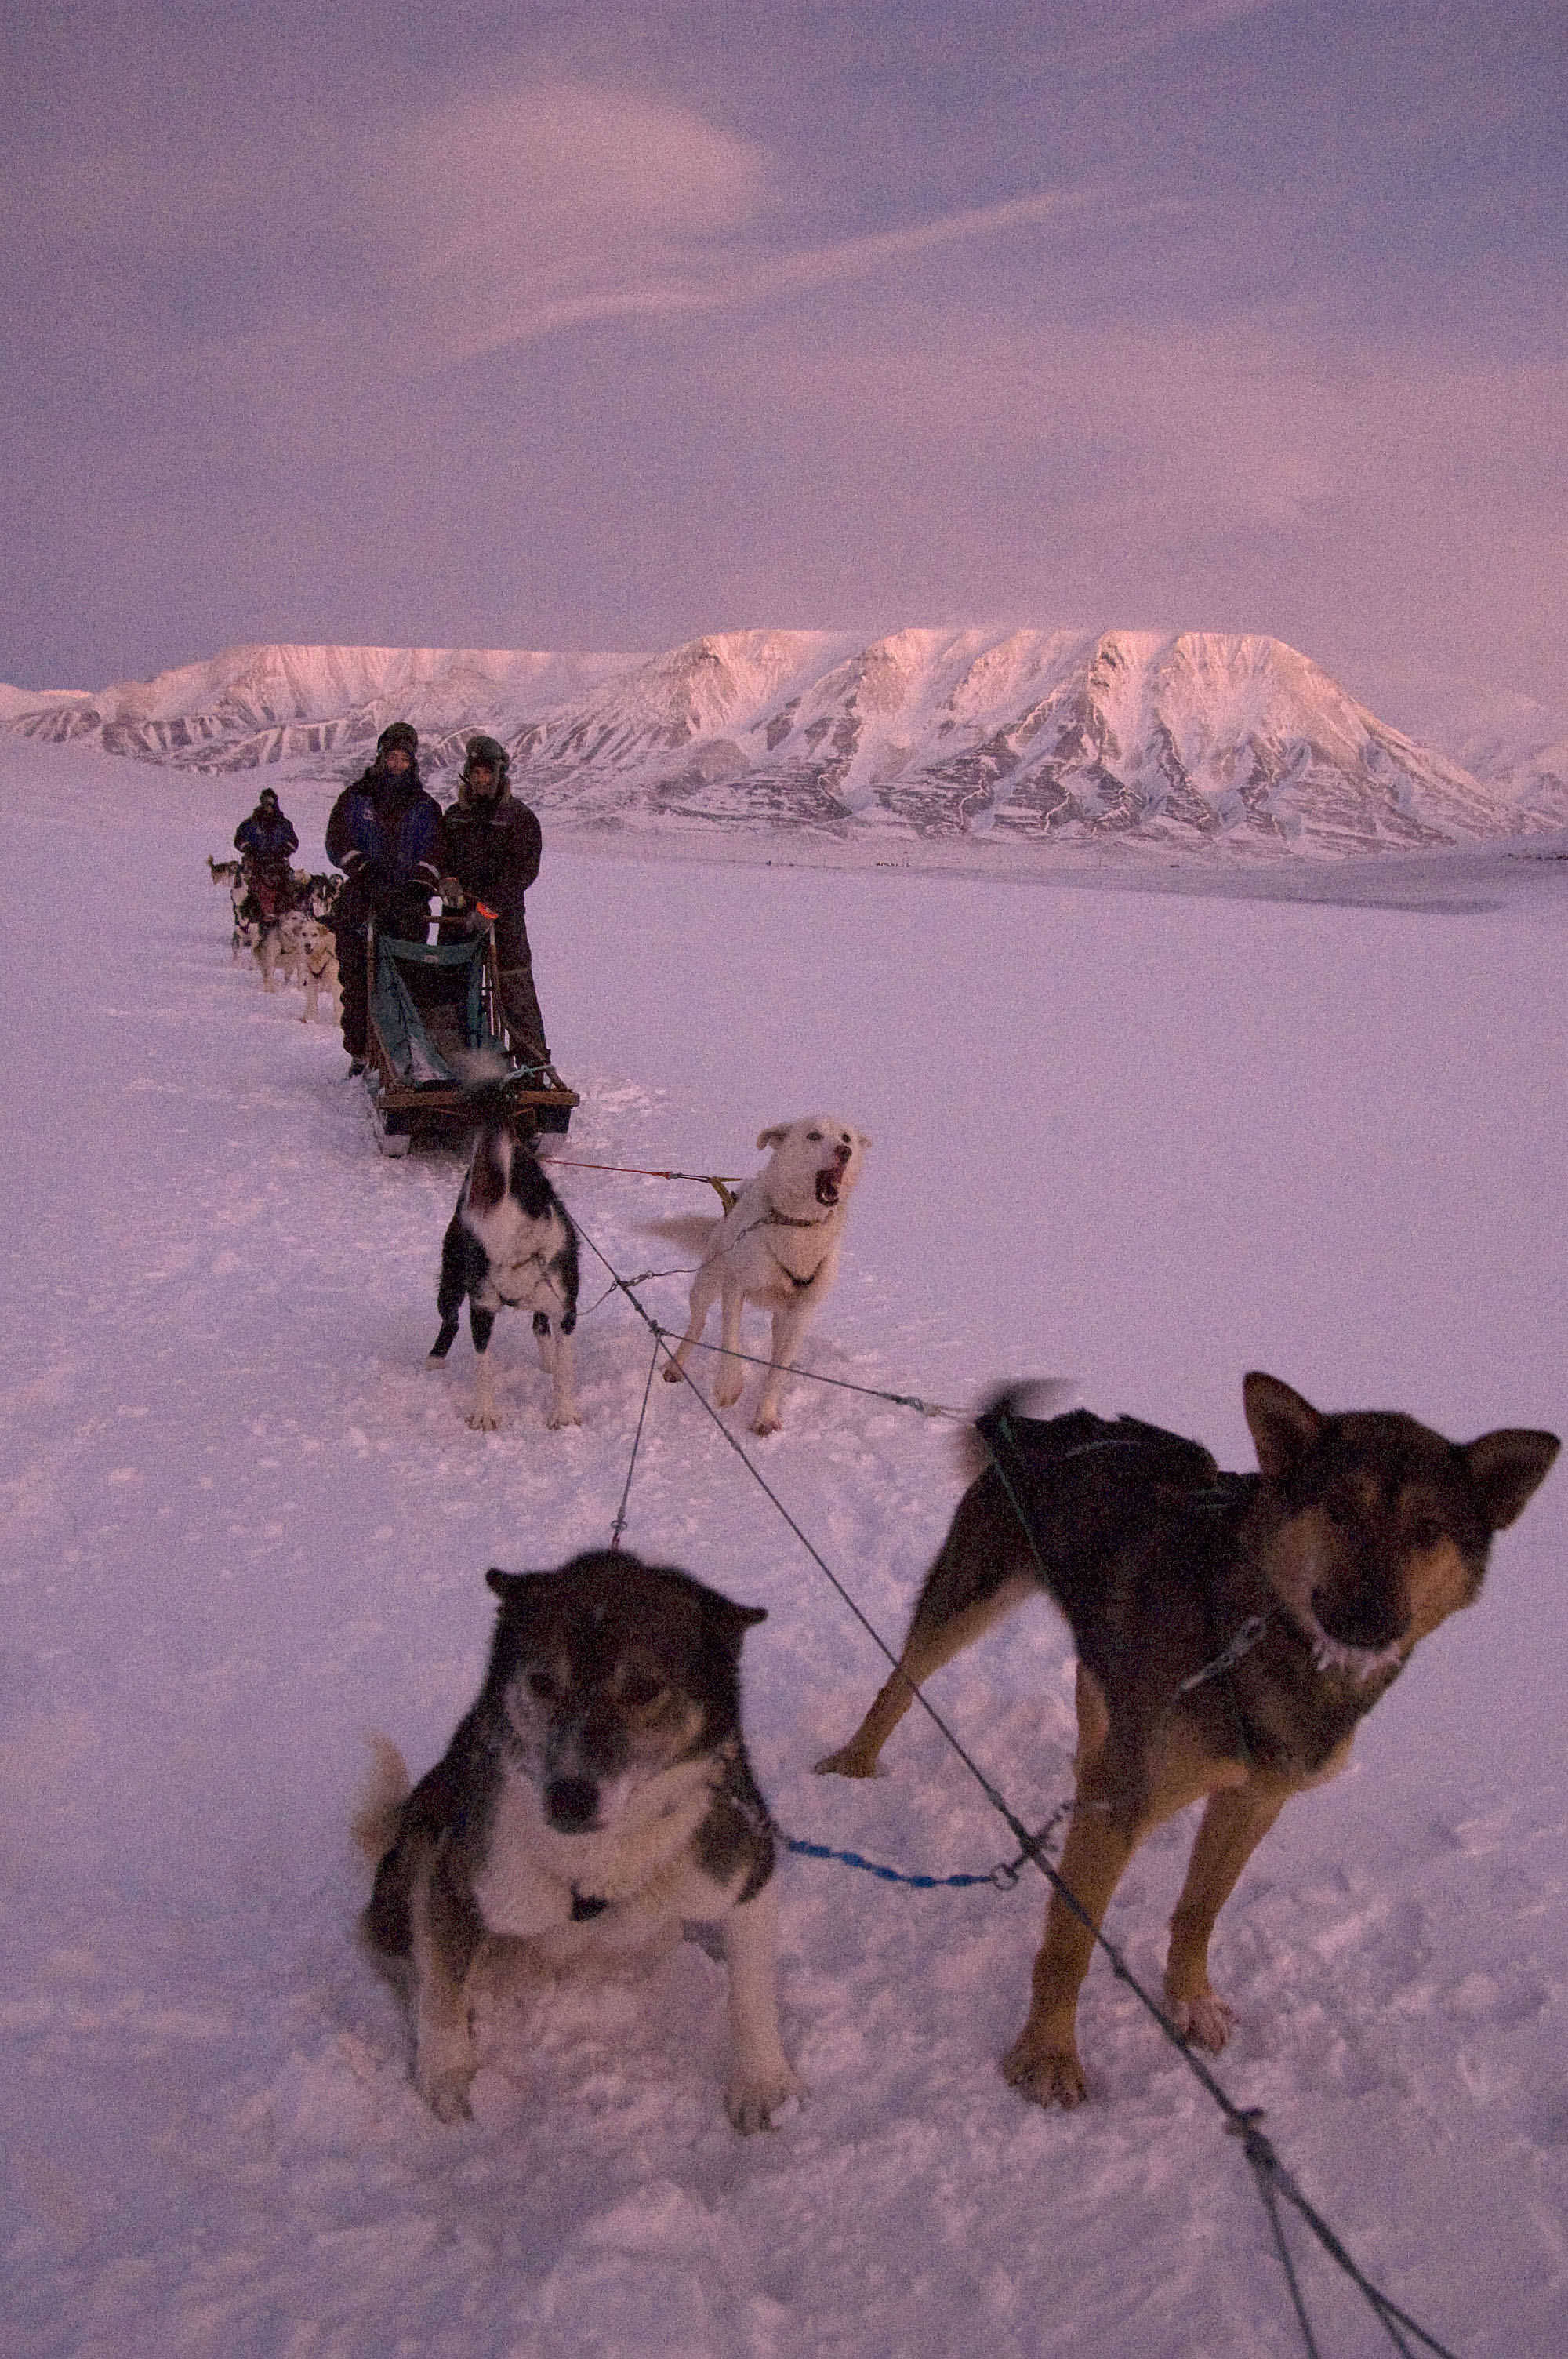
xmin=779 ymin=1800 xmax=1070 ymax=1892
xmin=779 ymin=1834 xmax=1019 ymax=1890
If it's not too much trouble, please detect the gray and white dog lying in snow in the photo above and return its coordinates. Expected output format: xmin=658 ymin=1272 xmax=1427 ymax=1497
xmin=356 ymin=1550 xmax=805 ymax=2134
xmin=661 ymin=1114 xmax=873 ymax=1434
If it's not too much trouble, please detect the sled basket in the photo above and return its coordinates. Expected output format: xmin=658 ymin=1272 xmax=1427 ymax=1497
xmin=363 ymin=921 xmax=577 ymax=1150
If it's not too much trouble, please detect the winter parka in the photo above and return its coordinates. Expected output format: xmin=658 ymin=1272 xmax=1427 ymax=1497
xmin=434 ymin=787 xmax=543 ymax=972
xmin=325 ymin=764 xmax=443 ymax=929
xmin=234 ymin=805 xmax=299 ymax=865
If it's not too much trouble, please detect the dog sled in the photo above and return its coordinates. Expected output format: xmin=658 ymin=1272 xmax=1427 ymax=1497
xmin=361 ymin=918 xmax=577 ymax=1155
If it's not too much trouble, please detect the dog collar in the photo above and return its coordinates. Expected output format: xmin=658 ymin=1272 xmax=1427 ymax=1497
xmin=763 ymin=1208 xmax=833 ymax=1229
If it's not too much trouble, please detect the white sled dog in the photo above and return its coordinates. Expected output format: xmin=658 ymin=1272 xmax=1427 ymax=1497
xmin=296 ymin=918 xmax=341 ymax=1025
xmin=662 ymin=1114 xmax=871 ymax=1434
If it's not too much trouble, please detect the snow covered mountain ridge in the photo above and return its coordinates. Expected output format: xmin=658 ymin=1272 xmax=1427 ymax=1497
xmin=5 ymin=627 xmax=1564 ymax=857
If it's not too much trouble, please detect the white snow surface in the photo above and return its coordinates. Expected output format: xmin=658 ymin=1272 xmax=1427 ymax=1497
xmin=3 ymin=732 xmax=1567 ymax=2358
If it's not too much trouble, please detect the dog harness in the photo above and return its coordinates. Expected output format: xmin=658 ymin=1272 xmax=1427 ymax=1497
xmin=745 ymin=1204 xmax=837 ymax=1292
xmin=495 ymin=1249 xmax=551 ymax=1307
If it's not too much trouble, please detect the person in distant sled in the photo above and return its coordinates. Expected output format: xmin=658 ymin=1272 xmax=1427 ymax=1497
xmin=232 ymin=787 xmax=302 ymax=989
xmin=435 ymin=734 xmax=552 ymax=1070
xmin=325 ymin=722 xmax=444 ymax=1071
xmin=234 ymin=786 xmax=299 ymax=877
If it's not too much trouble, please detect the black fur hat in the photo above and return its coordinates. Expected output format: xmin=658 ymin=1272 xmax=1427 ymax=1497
xmin=376 ymin=721 xmax=419 ymax=761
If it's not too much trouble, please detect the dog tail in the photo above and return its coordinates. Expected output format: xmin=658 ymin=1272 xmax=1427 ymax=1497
xmin=956 ymin=1379 xmax=1083 ymax=1485
xmin=641 ymin=1211 xmax=723 ymax=1256
xmin=352 ymin=1732 xmax=412 ymax=1863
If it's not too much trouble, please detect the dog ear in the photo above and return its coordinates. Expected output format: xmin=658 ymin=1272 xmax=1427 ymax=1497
xmin=1243 ymin=1372 xmax=1322 ymax=1478
xmin=756 ymin=1125 xmax=791 ymax=1151
xmin=1461 ymin=1429 xmax=1560 ymax=1531
xmin=485 ymin=1567 xmax=555 ymax=1604
xmin=856 ymin=1132 xmax=873 ymax=1150
xmin=707 ymin=1593 xmax=768 ymax=1645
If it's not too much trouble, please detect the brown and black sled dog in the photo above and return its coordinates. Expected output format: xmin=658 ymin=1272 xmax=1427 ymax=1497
xmin=816 ymin=1373 xmax=1558 ymax=2107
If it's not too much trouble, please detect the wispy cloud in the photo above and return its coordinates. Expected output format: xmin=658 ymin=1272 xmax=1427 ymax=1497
xmin=416 ymin=186 xmax=1093 ymax=364
xmin=390 ymin=83 xmax=768 ymax=277
xmin=1059 ymin=0 xmax=1294 ymax=74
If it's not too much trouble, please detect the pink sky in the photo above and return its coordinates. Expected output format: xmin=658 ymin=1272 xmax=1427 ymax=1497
xmin=2 ymin=1 xmax=1563 ymax=706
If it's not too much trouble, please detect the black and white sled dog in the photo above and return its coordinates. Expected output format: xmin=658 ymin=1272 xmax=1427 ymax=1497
xmin=428 ymin=1097 xmax=583 ymax=1431
xmin=357 ymin=1550 xmax=805 ymax=2133
xmin=662 ymin=1114 xmax=872 ymax=1433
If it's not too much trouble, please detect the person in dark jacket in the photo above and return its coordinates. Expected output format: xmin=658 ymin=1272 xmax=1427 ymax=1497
xmin=233 ymin=787 xmax=300 ymax=924
xmin=234 ymin=787 xmax=299 ymax=869
xmin=325 ymin=722 xmax=443 ymax=1068
xmin=435 ymin=733 xmax=551 ymax=1067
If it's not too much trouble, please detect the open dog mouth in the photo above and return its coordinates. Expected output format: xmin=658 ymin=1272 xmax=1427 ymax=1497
xmin=815 ymin=1169 xmax=842 ymax=1207
xmin=1301 ymin=1612 xmax=1404 ymax=1683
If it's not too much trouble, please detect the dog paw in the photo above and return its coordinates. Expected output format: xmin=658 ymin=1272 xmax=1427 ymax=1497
xmin=751 ymin=1413 xmax=783 ymax=1438
xmin=725 ymin=2066 xmax=808 ymax=2135
xmin=713 ymin=1378 xmax=745 ymax=1410
xmin=1000 ymin=2033 xmax=1088 ymax=2109
xmin=466 ymin=1410 xmax=501 ymax=1432
xmin=546 ymin=1407 xmax=584 ymax=1430
xmin=417 ymin=2067 xmax=476 ymax=2123
xmin=1168 ymin=1990 xmax=1236 ymax=2052
xmin=812 ymin=1743 xmax=879 ymax=1779
xmin=660 ymin=1364 xmax=684 ymax=1385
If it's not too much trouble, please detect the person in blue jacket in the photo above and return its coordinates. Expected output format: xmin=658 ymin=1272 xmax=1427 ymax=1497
xmin=325 ymin=722 xmax=443 ymax=1068
xmin=234 ymin=786 xmax=299 ymax=870
xmin=233 ymin=787 xmax=300 ymax=925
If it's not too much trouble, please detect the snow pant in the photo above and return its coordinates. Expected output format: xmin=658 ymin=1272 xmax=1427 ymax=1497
xmin=333 ymin=921 xmax=372 ymax=1058
xmin=498 ymin=962 xmax=549 ymax=1067
xmin=436 ymin=919 xmax=549 ymax=1067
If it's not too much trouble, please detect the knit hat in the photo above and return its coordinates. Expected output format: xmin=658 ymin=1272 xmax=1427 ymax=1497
xmin=463 ymin=733 xmax=509 ymax=779
xmin=459 ymin=732 xmax=510 ymax=807
xmin=376 ymin=722 xmax=419 ymax=761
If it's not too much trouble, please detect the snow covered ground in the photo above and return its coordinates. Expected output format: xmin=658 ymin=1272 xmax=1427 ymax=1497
xmin=3 ymin=732 xmax=1566 ymax=2358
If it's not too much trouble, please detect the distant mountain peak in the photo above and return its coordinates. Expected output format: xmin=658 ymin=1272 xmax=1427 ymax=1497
xmin=3 ymin=626 xmax=1559 ymax=856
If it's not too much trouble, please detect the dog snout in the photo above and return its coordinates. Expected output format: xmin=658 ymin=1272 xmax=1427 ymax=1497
xmin=1312 ymin=1584 xmax=1409 ymax=1652
xmin=833 ymin=1141 xmax=852 ymax=1166
xmin=544 ymin=1776 xmax=601 ymax=1833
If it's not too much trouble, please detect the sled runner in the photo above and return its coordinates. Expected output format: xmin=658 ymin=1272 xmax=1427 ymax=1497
xmin=361 ymin=919 xmax=576 ymax=1155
